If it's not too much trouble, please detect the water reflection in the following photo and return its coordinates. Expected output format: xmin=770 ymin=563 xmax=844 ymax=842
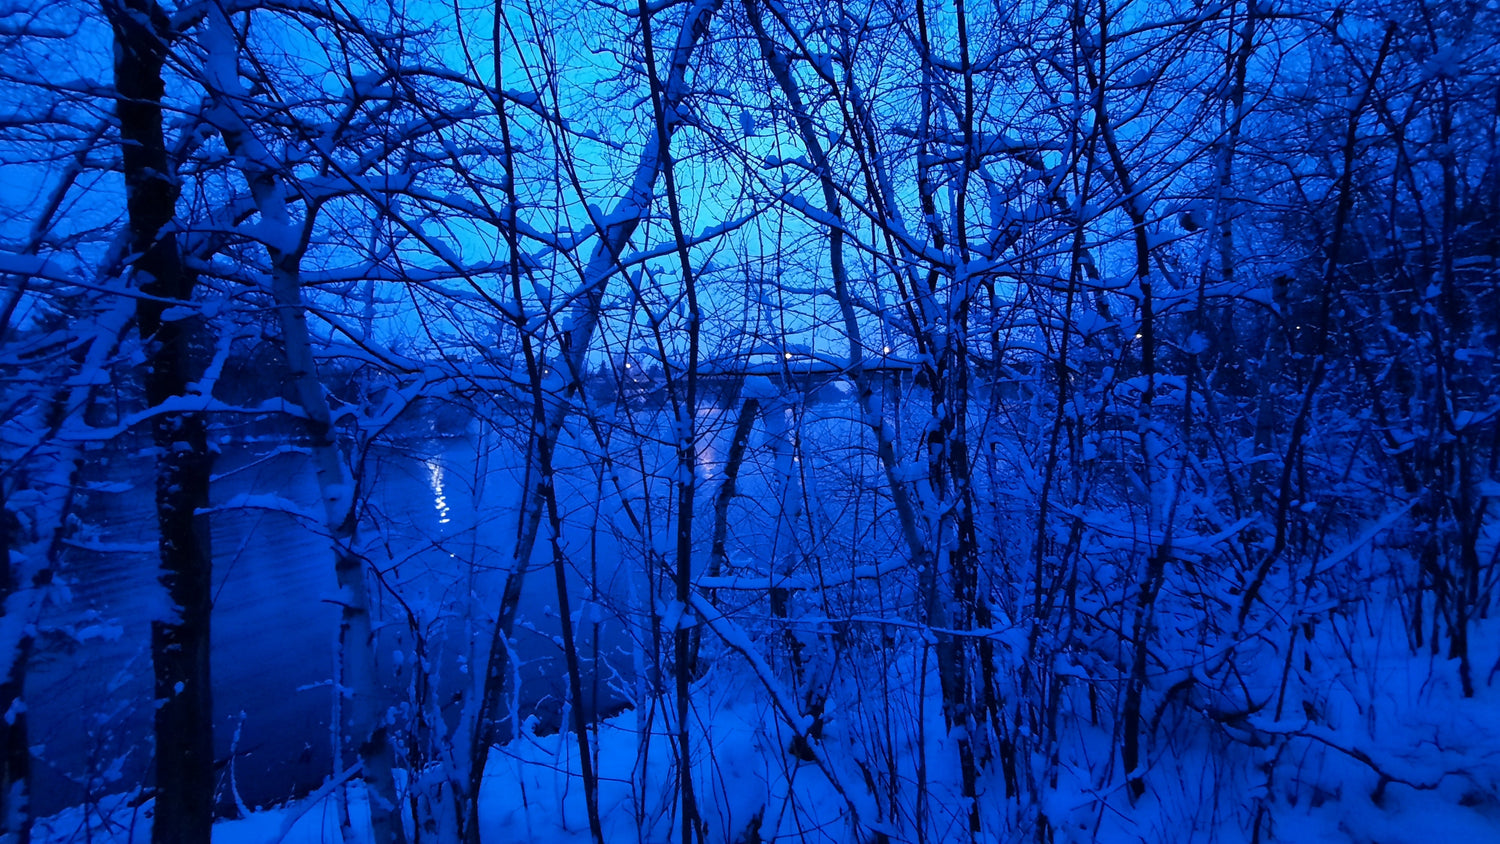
xmin=426 ymin=458 xmax=451 ymax=525
xmin=695 ymin=405 xmax=723 ymax=480
xmin=697 ymin=436 xmax=718 ymax=480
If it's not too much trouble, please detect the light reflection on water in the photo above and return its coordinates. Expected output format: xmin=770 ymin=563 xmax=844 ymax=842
xmin=426 ymin=458 xmax=451 ymax=525
xmin=696 ymin=436 xmax=717 ymax=480
xmin=694 ymin=404 xmax=727 ymax=479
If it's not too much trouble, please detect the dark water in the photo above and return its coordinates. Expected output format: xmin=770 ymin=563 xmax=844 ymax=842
xmin=26 ymin=432 xmax=630 ymax=815
xmin=25 ymin=398 xmax=861 ymax=816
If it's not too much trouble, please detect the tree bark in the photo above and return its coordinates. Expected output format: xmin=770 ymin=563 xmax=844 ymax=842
xmin=103 ymin=2 xmax=215 ymax=840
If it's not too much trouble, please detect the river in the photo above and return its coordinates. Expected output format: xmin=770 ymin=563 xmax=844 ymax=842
xmin=25 ymin=395 xmax=883 ymax=817
xmin=26 ymin=427 xmax=632 ymax=816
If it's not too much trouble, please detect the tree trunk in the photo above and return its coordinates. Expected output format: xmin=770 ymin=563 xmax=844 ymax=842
xmin=0 ymin=484 xmax=32 ymax=844
xmin=103 ymin=2 xmax=215 ymax=840
xmin=198 ymin=8 xmax=407 ymax=838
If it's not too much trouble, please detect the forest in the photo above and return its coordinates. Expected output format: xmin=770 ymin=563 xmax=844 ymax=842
xmin=2 ymin=0 xmax=1498 ymax=841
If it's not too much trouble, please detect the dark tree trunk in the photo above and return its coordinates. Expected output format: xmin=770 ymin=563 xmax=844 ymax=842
xmin=102 ymin=2 xmax=215 ymax=841
xmin=1 ymin=485 xmax=33 ymax=844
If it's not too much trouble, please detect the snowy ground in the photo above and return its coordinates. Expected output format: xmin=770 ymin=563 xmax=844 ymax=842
xmin=29 ymin=593 xmax=1500 ymax=844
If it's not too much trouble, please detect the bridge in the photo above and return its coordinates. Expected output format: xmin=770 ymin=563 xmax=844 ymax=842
xmin=599 ymin=349 xmax=1034 ymax=407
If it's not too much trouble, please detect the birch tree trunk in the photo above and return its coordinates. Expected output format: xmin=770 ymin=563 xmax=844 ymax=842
xmin=200 ymin=10 xmax=406 ymax=841
xmin=0 ymin=297 xmax=135 ymax=844
xmin=1 ymin=117 xmax=120 ymax=844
